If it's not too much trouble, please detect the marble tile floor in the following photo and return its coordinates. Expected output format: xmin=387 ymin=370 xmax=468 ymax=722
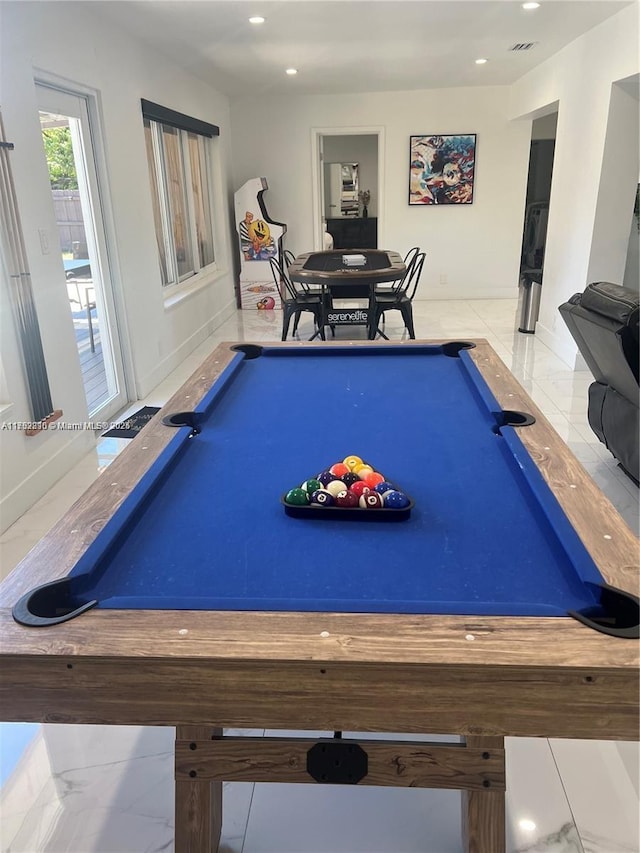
xmin=1 ymin=299 xmax=638 ymax=853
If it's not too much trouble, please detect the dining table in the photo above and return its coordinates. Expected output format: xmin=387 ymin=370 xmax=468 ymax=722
xmin=287 ymin=249 xmax=406 ymax=339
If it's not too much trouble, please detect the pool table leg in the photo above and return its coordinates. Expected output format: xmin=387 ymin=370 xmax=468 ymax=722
xmin=175 ymin=726 xmax=223 ymax=853
xmin=460 ymin=736 xmax=506 ymax=853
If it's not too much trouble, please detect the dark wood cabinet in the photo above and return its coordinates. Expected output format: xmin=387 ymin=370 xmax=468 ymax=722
xmin=327 ymin=218 xmax=377 ymax=250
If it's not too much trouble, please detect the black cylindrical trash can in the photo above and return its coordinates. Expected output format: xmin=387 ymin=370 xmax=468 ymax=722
xmin=518 ymin=276 xmax=542 ymax=334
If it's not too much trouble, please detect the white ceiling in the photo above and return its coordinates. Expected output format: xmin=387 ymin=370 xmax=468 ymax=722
xmin=90 ymin=0 xmax=632 ymax=97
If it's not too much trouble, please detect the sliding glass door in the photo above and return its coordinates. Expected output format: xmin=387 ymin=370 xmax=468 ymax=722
xmin=37 ymin=83 xmax=127 ymax=420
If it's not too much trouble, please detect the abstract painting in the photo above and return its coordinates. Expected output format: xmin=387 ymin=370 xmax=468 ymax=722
xmin=409 ymin=134 xmax=476 ymax=205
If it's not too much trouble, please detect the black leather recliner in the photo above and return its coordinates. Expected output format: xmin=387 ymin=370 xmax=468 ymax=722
xmin=559 ymin=281 xmax=639 ymax=485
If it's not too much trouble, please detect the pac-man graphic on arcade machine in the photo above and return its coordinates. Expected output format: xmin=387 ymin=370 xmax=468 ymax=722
xmin=248 ymin=219 xmax=272 ymax=254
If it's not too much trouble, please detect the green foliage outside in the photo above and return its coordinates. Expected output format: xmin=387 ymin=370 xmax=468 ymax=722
xmin=42 ymin=126 xmax=78 ymax=190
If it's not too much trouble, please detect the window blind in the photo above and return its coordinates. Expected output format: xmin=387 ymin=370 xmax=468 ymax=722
xmin=140 ymin=100 xmax=219 ymax=138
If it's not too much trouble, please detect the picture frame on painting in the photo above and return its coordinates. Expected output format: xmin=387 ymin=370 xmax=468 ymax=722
xmin=409 ymin=134 xmax=476 ymax=205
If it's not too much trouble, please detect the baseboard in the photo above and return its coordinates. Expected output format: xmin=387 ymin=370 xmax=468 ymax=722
xmin=415 ymin=287 xmax=519 ymax=301
xmin=0 ymin=428 xmax=95 ymax=534
xmin=534 ymin=320 xmax=579 ymax=368
xmin=136 ymin=298 xmax=237 ymax=398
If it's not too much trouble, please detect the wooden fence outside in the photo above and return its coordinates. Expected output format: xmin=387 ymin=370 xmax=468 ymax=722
xmin=52 ymin=189 xmax=87 ymax=257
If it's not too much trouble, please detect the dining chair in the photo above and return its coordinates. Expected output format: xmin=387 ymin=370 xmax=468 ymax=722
xmin=374 ymin=247 xmax=421 ymax=296
xmin=283 ymin=249 xmax=335 ymax=336
xmin=269 ymin=256 xmax=326 ymax=341
xmin=403 ymin=246 xmax=421 ymax=267
xmin=369 ymin=252 xmax=425 ymax=340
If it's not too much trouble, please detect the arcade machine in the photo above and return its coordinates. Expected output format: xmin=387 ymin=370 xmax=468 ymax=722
xmin=234 ymin=178 xmax=287 ymax=310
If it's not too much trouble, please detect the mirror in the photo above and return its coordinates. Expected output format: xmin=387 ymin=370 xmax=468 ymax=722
xmin=325 ymin=162 xmax=359 ymax=218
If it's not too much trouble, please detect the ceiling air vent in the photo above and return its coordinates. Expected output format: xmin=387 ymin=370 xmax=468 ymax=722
xmin=510 ymin=42 xmax=538 ymax=51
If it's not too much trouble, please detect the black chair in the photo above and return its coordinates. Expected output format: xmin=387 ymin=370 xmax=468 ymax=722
xmin=375 ymin=247 xmax=421 ymax=296
xmin=283 ymin=249 xmax=335 ymax=336
xmin=403 ymin=246 xmax=420 ymax=267
xmin=369 ymin=252 xmax=425 ymax=340
xmin=559 ymin=281 xmax=639 ymax=484
xmin=269 ymin=256 xmax=326 ymax=341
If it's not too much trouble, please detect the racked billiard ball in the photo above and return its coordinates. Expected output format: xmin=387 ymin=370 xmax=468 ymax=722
xmin=354 ymin=464 xmax=374 ymax=478
xmin=362 ymin=471 xmax=385 ymax=488
xmin=343 ymin=455 xmax=363 ymax=471
xmin=359 ymin=492 xmax=383 ymax=509
xmin=310 ymin=489 xmax=335 ymax=506
xmin=301 ymin=478 xmax=322 ymax=494
xmin=373 ymin=481 xmax=395 ymax=494
xmin=317 ymin=470 xmax=339 ymax=487
xmin=325 ymin=479 xmax=347 ymax=498
xmin=348 ymin=481 xmax=371 ymax=499
xmin=342 ymin=472 xmax=360 ymax=488
xmin=335 ymin=490 xmax=358 ymax=508
xmin=383 ymin=490 xmax=410 ymax=509
xmin=329 ymin=462 xmax=350 ymax=478
xmin=285 ymin=488 xmax=309 ymax=506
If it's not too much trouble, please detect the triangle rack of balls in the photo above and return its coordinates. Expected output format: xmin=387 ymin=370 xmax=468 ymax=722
xmin=283 ymin=455 xmax=412 ymax=518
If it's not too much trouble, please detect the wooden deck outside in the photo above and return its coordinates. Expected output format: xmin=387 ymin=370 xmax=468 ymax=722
xmin=72 ymin=305 xmax=109 ymax=413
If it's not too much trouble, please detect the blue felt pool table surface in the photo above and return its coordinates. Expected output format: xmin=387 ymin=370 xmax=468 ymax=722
xmin=60 ymin=343 xmax=606 ymax=619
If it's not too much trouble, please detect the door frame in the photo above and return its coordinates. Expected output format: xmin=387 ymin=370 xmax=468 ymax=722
xmin=35 ymin=71 xmax=135 ymax=417
xmin=311 ymin=126 xmax=385 ymax=251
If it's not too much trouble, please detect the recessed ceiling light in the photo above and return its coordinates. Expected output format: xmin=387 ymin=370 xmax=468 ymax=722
xmin=475 ymin=58 xmax=488 ymax=64
xmin=522 ymin=2 xmax=540 ymax=9
xmin=285 ymin=68 xmax=298 ymax=75
xmin=249 ymin=16 xmax=265 ymax=24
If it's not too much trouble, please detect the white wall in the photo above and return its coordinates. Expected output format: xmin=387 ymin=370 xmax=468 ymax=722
xmin=588 ymin=79 xmax=639 ymax=285
xmin=231 ymin=87 xmax=532 ymax=300
xmin=0 ymin=1 xmax=237 ymax=532
xmin=509 ymin=3 xmax=640 ymax=365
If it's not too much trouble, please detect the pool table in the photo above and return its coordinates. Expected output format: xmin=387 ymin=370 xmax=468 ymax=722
xmin=1 ymin=340 xmax=638 ymax=853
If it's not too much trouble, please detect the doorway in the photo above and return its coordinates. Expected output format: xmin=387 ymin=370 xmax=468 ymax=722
xmin=520 ymin=112 xmax=557 ymax=278
xmin=517 ymin=111 xmax=557 ymax=333
xmin=312 ymin=127 xmax=384 ymax=251
xmin=37 ymin=83 xmax=128 ymax=420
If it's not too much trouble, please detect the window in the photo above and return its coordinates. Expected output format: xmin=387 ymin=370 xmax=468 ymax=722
xmin=142 ymin=101 xmax=219 ymax=287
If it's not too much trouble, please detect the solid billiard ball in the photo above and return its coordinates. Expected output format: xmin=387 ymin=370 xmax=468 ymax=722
xmin=325 ymin=480 xmax=347 ymax=497
xmin=359 ymin=492 xmax=383 ymax=509
xmin=301 ymin=478 xmax=322 ymax=494
xmin=310 ymin=489 xmax=335 ymax=506
xmin=342 ymin=472 xmax=360 ymax=488
xmin=329 ymin=462 xmax=350 ymax=478
xmin=354 ymin=464 xmax=374 ymax=478
xmin=383 ymin=490 xmax=410 ymax=509
xmin=348 ymin=481 xmax=371 ymax=499
xmin=335 ymin=490 xmax=358 ymax=508
xmin=317 ymin=470 xmax=339 ymax=487
xmin=362 ymin=471 xmax=385 ymax=488
xmin=343 ymin=455 xmax=363 ymax=471
xmin=285 ymin=488 xmax=309 ymax=506
xmin=373 ymin=481 xmax=395 ymax=494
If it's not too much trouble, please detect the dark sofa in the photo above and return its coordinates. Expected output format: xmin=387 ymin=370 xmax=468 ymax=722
xmin=559 ymin=281 xmax=639 ymax=484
